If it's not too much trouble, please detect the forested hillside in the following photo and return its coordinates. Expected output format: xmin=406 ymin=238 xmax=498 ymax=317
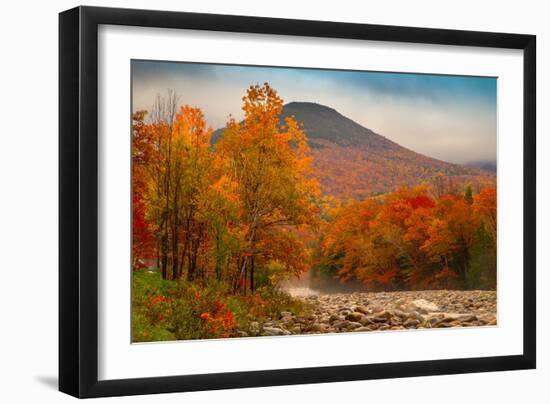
xmin=214 ymin=102 xmax=495 ymax=199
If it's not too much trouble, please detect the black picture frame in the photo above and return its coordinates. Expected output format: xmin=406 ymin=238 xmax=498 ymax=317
xmin=59 ymin=6 xmax=536 ymax=398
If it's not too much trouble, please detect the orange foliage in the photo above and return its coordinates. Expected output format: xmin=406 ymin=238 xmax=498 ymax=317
xmin=132 ymin=84 xmax=319 ymax=291
xmin=321 ymin=185 xmax=496 ymax=289
xmin=473 ymin=186 xmax=497 ymax=243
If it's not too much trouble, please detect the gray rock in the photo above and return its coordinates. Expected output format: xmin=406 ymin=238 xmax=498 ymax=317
xmin=262 ymin=327 xmax=286 ymax=336
xmin=271 ymin=289 xmax=496 ymax=336
xmin=249 ymin=321 xmax=260 ymax=334
xmin=395 ymin=298 xmax=407 ymax=307
xmin=410 ymin=299 xmax=440 ymax=313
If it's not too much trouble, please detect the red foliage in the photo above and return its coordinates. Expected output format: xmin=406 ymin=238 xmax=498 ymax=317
xmin=144 ymin=295 xmax=172 ymax=323
xmin=198 ymin=299 xmax=236 ymax=338
xmin=132 ymin=187 xmax=155 ymax=269
xmin=406 ymin=195 xmax=436 ymax=210
xmin=131 ymin=112 xmax=155 ymax=269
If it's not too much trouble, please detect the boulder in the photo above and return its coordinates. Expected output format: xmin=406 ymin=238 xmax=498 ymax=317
xmin=249 ymin=321 xmax=260 ymax=334
xmin=409 ymin=299 xmax=440 ymax=313
xmin=262 ymin=327 xmax=287 ymax=336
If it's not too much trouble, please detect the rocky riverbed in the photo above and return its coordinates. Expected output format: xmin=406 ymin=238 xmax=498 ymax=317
xmin=238 ymin=290 xmax=497 ymax=337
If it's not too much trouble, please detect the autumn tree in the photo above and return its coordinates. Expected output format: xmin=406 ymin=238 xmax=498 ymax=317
xmin=131 ymin=111 xmax=156 ymax=269
xmin=170 ymin=105 xmax=215 ymax=281
xmin=140 ymin=94 xmax=217 ymax=280
xmin=146 ymin=91 xmax=179 ymax=279
xmin=320 ymin=185 xmax=496 ymax=290
xmin=468 ymin=186 xmax=497 ymax=288
xmin=217 ymin=83 xmax=319 ymax=292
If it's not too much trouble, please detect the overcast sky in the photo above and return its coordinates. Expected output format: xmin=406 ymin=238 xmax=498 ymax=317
xmin=132 ymin=60 xmax=497 ymax=164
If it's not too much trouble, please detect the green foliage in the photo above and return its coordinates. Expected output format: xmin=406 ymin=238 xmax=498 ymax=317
xmin=464 ymin=184 xmax=473 ymax=204
xmin=310 ymin=254 xmax=342 ymax=290
xmin=466 ymin=225 xmax=496 ymax=289
xmin=257 ymin=286 xmax=312 ymax=319
xmin=131 ymin=270 xmax=311 ymax=342
xmin=132 ymin=270 xmax=176 ymax=342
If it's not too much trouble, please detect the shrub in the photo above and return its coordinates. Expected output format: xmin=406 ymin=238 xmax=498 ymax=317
xmin=132 ymin=270 xmax=312 ymax=342
xmin=170 ymin=281 xmax=236 ymax=340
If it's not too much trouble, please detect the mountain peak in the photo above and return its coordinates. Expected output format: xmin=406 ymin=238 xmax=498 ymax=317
xmin=284 ymin=101 xmax=338 ymax=113
xmin=280 ymin=101 xmax=394 ymax=149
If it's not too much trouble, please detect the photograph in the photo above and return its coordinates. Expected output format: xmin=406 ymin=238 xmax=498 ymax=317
xmin=131 ymin=60 xmax=498 ymax=343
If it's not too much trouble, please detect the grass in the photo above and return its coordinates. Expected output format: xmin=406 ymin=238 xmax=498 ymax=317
xmin=132 ymin=270 xmax=313 ymax=342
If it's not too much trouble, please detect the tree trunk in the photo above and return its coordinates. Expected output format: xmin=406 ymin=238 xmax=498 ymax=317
xmin=156 ymin=238 xmax=160 ymax=269
xmin=160 ymin=221 xmax=168 ymax=280
xmin=178 ymin=236 xmax=188 ymax=280
xmin=250 ymin=255 xmax=255 ymax=293
xmin=187 ymin=245 xmax=195 ymax=281
xmin=171 ymin=210 xmax=179 ymax=280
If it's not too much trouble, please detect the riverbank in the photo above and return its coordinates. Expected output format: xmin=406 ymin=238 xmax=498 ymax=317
xmin=238 ymin=290 xmax=497 ymax=336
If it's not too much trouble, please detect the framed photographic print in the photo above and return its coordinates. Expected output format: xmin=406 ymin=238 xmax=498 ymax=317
xmin=59 ymin=6 xmax=536 ymax=398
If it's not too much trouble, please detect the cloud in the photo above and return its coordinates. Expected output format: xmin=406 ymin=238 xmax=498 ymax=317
xmin=132 ymin=60 xmax=496 ymax=164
